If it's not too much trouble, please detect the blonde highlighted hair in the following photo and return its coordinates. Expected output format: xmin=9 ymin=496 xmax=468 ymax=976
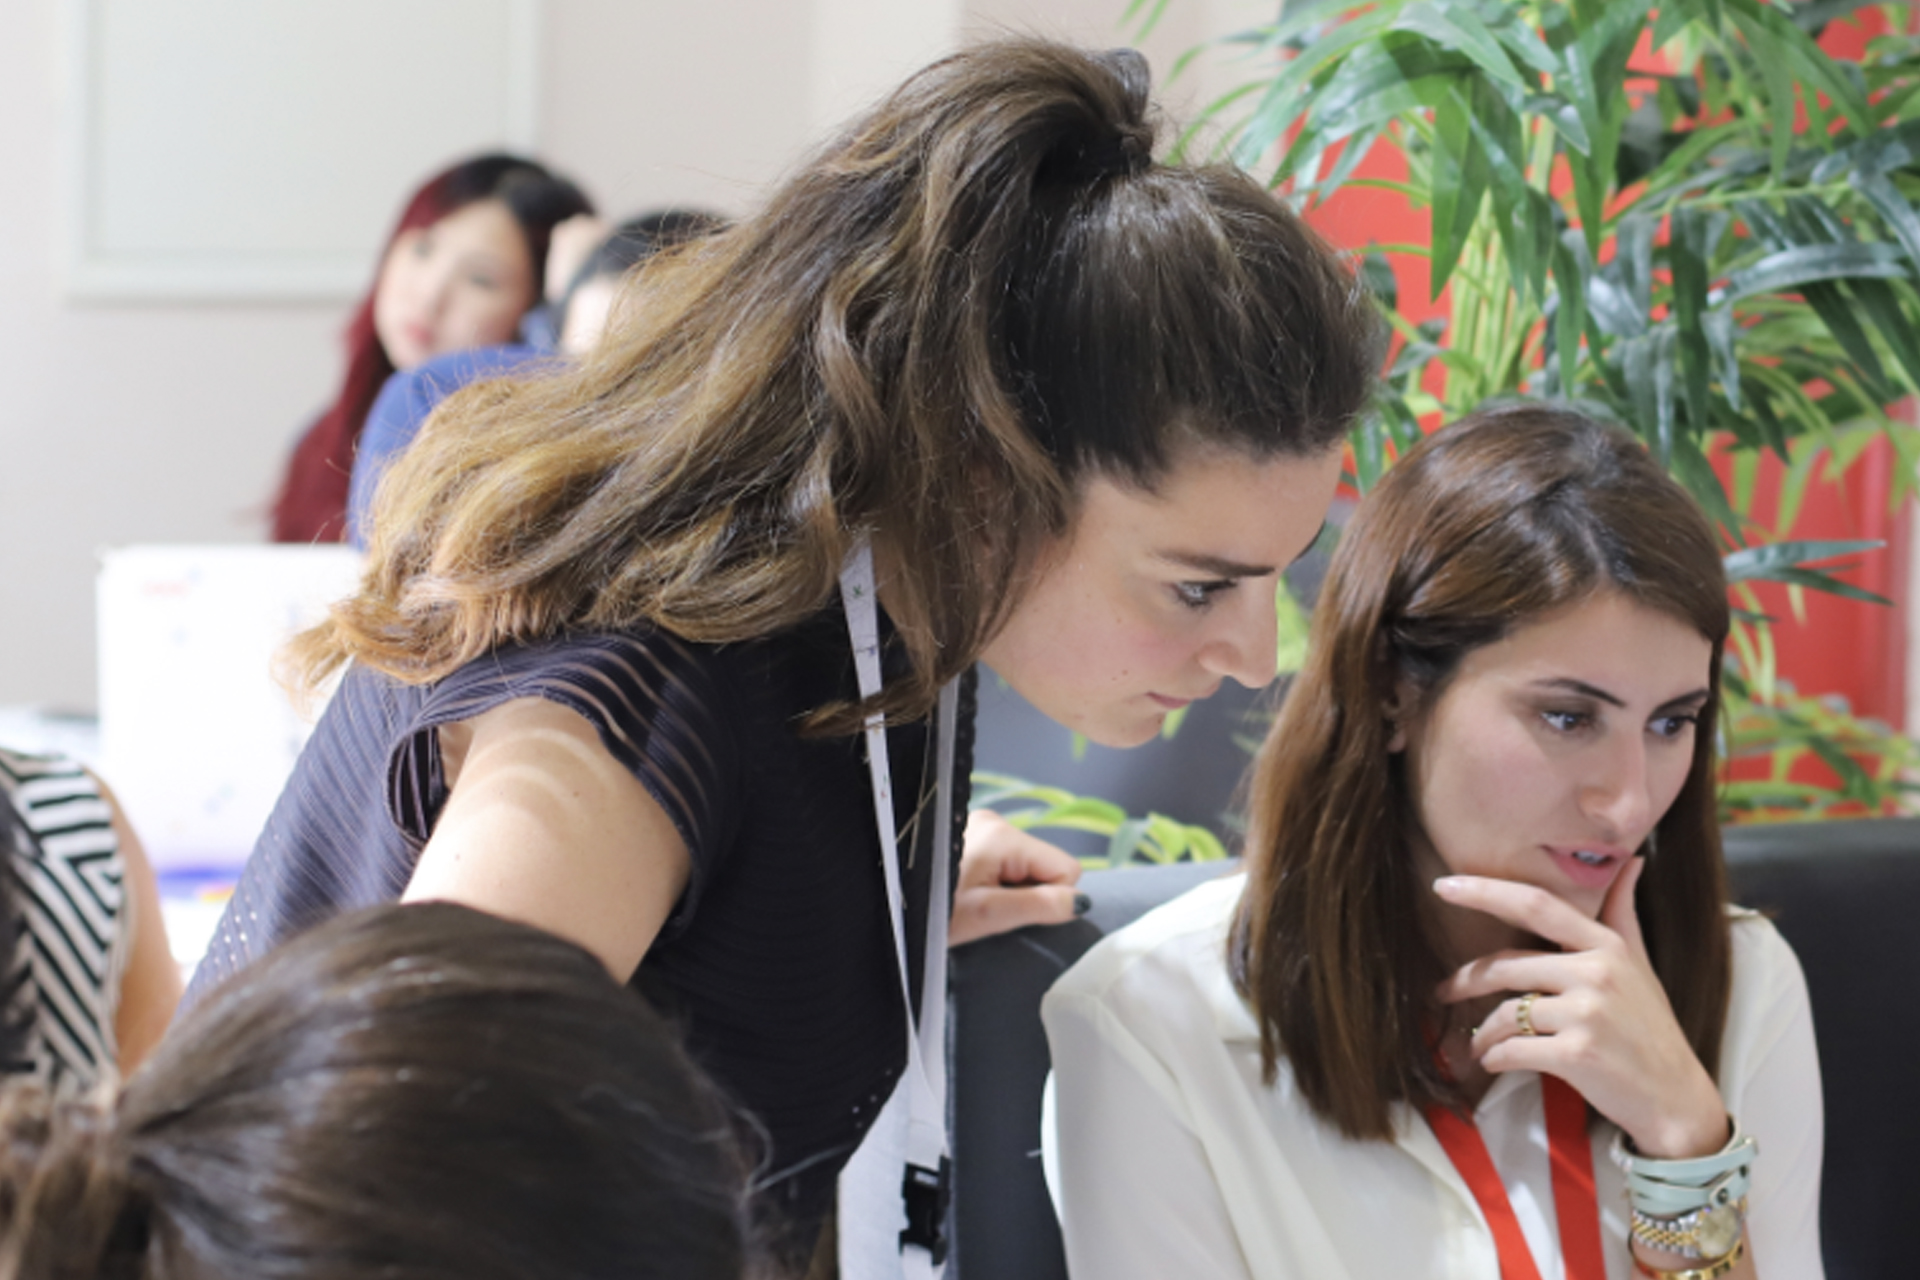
xmin=298 ymin=40 xmax=1381 ymax=725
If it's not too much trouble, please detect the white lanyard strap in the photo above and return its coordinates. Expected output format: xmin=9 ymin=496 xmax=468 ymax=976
xmin=840 ymin=542 xmax=954 ymax=1272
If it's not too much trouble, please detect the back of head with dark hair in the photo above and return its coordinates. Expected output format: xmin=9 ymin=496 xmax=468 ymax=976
xmin=0 ymin=904 xmax=762 ymax=1280
xmin=555 ymin=209 xmax=732 ymax=336
xmin=567 ymin=210 xmax=731 ymax=295
xmin=302 ymin=39 xmax=1384 ymax=728
xmin=1233 ymin=402 xmax=1734 ymax=1140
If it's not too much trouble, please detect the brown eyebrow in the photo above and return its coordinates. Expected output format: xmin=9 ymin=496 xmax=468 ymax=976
xmin=1158 ymin=552 xmax=1277 ymax=579
xmin=1157 ymin=522 xmax=1329 ymax=580
xmin=1532 ymin=677 xmax=1712 ymax=712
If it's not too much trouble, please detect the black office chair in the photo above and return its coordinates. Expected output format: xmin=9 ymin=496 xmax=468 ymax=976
xmin=948 ymin=820 xmax=1920 ymax=1280
xmin=949 ymin=859 xmax=1228 ymax=1280
xmin=1716 ymin=818 xmax=1920 ymax=1280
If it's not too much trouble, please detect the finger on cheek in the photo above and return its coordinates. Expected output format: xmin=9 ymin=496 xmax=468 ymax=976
xmin=1614 ymin=854 xmax=1643 ymax=896
xmin=1433 ymin=876 xmax=1517 ymax=921
xmin=1600 ymin=855 xmax=1646 ymax=930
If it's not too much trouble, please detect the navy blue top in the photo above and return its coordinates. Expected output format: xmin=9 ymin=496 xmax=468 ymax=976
xmin=346 ymin=344 xmax=551 ymax=548
xmin=188 ymin=609 xmax=974 ymax=1259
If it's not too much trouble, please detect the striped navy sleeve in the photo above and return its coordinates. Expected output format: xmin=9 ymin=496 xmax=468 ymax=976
xmin=390 ymin=630 xmax=745 ymax=933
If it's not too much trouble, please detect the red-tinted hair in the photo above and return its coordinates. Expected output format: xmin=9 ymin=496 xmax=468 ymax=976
xmin=270 ymin=153 xmax=592 ymax=543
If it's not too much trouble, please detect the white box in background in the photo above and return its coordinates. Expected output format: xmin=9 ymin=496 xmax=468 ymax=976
xmin=98 ymin=545 xmax=365 ymax=873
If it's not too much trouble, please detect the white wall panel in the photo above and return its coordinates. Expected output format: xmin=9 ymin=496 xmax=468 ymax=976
xmin=66 ymin=0 xmax=541 ymax=299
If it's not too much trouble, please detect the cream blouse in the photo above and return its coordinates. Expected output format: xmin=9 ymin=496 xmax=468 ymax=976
xmin=1041 ymin=874 xmax=1824 ymax=1280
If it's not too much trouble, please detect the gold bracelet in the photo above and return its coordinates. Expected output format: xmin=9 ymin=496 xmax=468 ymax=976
xmin=1631 ymin=1197 xmax=1747 ymax=1258
xmin=1634 ymin=1234 xmax=1745 ymax=1280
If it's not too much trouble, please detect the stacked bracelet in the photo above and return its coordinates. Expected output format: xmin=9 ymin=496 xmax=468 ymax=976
xmin=1610 ymin=1118 xmax=1757 ymax=1267
xmin=1634 ymin=1234 xmax=1745 ymax=1280
xmin=1631 ymin=1198 xmax=1747 ymax=1260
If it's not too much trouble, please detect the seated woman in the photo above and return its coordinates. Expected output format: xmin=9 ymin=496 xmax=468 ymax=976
xmin=1043 ymin=403 xmax=1822 ymax=1279
xmin=0 ymin=902 xmax=764 ymax=1280
xmin=271 ymin=153 xmax=593 ymax=543
xmin=0 ymin=747 xmax=178 ymax=1085
xmin=344 ymin=208 xmax=726 ymax=548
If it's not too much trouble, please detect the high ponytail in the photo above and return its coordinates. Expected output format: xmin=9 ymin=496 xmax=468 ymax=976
xmin=0 ymin=1085 xmax=144 ymax=1280
xmin=297 ymin=38 xmax=1381 ymax=725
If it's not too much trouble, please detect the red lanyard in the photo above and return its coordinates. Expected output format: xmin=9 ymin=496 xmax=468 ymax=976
xmin=1424 ymin=1074 xmax=1607 ymax=1280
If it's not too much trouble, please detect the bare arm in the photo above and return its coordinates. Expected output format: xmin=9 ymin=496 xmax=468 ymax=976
xmin=91 ymin=773 xmax=181 ymax=1076
xmin=403 ymin=696 xmax=690 ymax=980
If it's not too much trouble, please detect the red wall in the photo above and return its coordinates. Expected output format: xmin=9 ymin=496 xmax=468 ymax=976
xmin=1301 ymin=11 xmax=1910 ymax=727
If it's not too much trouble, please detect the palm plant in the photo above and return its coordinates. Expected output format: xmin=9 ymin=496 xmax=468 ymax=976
xmin=1145 ymin=0 xmax=1920 ymax=821
xmin=972 ymin=771 xmax=1232 ymax=865
xmin=976 ymin=1 xmax=1920 ymax=862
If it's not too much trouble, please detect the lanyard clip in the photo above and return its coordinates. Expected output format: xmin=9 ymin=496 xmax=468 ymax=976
xmin=899 ymin=1158 xmax=951 ymax=1263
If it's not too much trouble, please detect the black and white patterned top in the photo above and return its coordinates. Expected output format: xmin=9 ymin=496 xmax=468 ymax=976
xmin=0 ymin=747 xmax=128 ymax=1089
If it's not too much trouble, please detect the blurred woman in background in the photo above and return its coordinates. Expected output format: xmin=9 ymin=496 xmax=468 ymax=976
xmin=344 ymin=208 xmax=727 ymax=547
xmin=270 ymin=153 xmax=592 ymax=543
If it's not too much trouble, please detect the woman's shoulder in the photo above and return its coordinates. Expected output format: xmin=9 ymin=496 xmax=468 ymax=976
xmin=1043 ymin=872 xmax=1256 ymax=1045
xmin=1725 ymin=905 xmax=1804 ymax=990
xmin=1719 ymin=906 xmax=1816 ymax=1077
xmin=428 ymin=626 xmax=725 ymax=708
xmin=436 ymin=614 xmax=833 ymax=687
xmin=0 ymin=746 xmax=110 ymax=832
xmin=0 ymin=742 xmax=84 ymax=783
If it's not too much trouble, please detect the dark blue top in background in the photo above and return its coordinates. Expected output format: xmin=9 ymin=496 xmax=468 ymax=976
xmin=345 ymin=344 xmax=551 ymax=548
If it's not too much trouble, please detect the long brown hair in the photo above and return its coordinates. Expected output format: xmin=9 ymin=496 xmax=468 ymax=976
xmin=1232 ymin=403 xmax=1733 ymax=1140
xmin=297 ymin=40 xmax=1381 ymax=724
xmin=0 ymin=904 xmax=767 ymax=1280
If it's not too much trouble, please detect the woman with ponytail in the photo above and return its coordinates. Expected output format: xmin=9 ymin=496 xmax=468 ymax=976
xmin=0 ymin=903 xmax=764 ymax=1280
xmin=197 ymin=38 xmax=1381 ymax=1268
xmin=270 ymin=153 xmax=593 ymax=543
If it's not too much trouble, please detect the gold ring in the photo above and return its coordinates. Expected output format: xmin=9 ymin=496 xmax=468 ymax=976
xmin=1516 ymin=991 xmax=1540 ymax=1037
